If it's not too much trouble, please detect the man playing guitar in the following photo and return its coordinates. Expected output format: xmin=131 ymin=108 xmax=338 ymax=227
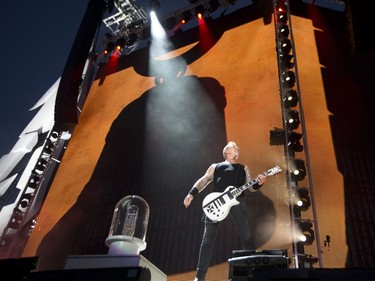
xmin=183 ymin=141 xmax=267 ymax=281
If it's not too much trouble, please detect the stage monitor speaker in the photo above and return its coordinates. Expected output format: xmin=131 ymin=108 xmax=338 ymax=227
xmin=227 ymin=268 xmax=375 ymax=281
xmin=232 ymin=249 xmax=288 ymax=257
xmin=63 ymin=254 xmax=166 ymax=281
xmin=228 ymin=249 xmax=290 ymax=280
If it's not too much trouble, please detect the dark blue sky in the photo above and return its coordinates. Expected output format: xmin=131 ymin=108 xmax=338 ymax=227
xmin=0 ymin=0 xmax=189 ymax=157
xmin=0 ymin=0 xmax=244 ymax=157
xmin=0 ymin=0 xmax=88 ymax=156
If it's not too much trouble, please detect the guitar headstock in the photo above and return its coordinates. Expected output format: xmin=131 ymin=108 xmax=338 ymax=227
xmin=266 ymin=166 xmax=282 ymax=176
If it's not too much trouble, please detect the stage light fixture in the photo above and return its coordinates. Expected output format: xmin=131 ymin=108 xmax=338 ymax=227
xmin=277 ymin=23 xmax=289 ymax=38
xmin=28 ymin=175 xmax=40 ymax=189
xmin=279 ymin=53 xmax=294 ymax=70
xmin=269 ymin=128 xmax=303 ymax=152
xmin=28 ymin=181 xmax=37 ymax=189
xmin=31 ymin=174 xmax=40 ymax=183
xmin=279 ymin=38 xmax=292 ymax=54
xmin=195 ymin=5 xmax=205 ymax=19
xmin=104 ymin=41 xmax=115 ymax=55
xmin=115 ymin=38 xmax=126 ymax=50
xmin=44 ymin=146 xmax=53 ymax=154
xmin=269 ymin=128 xmax=285 ymax=146
xmin=40 ymin=159 xmax=48 ymax=166
xmin=35 ymin=158 xmax=48 ymax=171
xmin=295 ymin=188 xmax=311 ymax=211
xmin=283 ymin=89 xmax=298 ymax=107
xmin=288 ymin=132 xmax=303 ymax=152
xmin=282 ymin=70 xmax=296 ymax=88
xmin=31 ymin=169 xmax=43 ymax=176
xmin=35 ymin=164 xmax=46 ymax=172
xmin=181 ymin=10 xmax=192 ymax=24
xmin=276 ymin=2 xmax=287 ymax=12
xmin=39 ymin=158 xmax=48 ymax=166
xmin=298 ymin=221 xmax=315 ymax=246
xmin=276 ymin=1 xmax=288 ymax=13
xmin=285 ymin=109 xmax=300 ymax=130
xmin=20 ymin=199 xmax=29 ymax=208
xmin=19 ymin=193 xmax=33 ymax=209
xmin=276 ymin=10 xmax=288 ymax=24
xmin=290 ymin=158 xmax=306 ymax=181
xmin=149 ymin=0 xmax=161 ymax=12
xmin=51 ymin=131 xmax=59 ymax=140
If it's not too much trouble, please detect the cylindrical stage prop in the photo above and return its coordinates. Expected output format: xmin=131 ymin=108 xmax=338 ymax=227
xmin=105 ymin=195 xmax=150 ymax=255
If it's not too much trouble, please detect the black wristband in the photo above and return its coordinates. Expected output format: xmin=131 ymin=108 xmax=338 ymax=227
xmin=253 ymin=183 xmax=263 ymax=190
xmin=188 ymin=187 xmax=199 ymax=196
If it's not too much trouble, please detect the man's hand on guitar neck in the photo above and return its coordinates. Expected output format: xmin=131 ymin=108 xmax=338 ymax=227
xmin=256 ymin=174 xmax=267 ymax=185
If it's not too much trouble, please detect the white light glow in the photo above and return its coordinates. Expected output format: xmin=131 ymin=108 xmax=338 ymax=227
xmin=150 ymin=11 xmax=167 ymax=41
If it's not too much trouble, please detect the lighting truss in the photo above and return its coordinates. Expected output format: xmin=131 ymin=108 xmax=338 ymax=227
xmin=101 ymin=0 xmax=242 ymax=56
xmin=273 ymin=0 xmax=323 ymax=269
xmin=159 ymin=0 xmax=233 ymax=27
xmin=102 ymin=0 xmax=149 ymax=54
xmin=103 ymin=0 xmax=149 ymax=36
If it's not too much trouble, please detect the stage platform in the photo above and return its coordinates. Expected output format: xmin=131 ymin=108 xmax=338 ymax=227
xmin=1 ymin=257 xmax=375 ymax=280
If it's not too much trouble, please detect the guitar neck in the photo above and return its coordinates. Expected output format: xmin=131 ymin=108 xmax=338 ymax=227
xmin=231 ymin=171 xmax=267 ymax=197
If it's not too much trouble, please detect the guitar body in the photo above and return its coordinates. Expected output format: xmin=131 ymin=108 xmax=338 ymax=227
xmin=201 ymin=166 xmax=282 ymax=223
xmin=202 ymin=186 xmax=240 ymax=222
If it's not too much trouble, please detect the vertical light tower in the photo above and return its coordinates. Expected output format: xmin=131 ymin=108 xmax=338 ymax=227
xmin=273 ymin=0 xmax=323 ymax=269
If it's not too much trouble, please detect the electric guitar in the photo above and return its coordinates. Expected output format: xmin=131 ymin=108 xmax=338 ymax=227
xmin=202 ymin=166 xmax=282 ymax=222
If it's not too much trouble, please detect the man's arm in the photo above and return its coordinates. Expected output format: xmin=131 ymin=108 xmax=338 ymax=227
xmin=183 ymin=164 xmax=216 ymax=208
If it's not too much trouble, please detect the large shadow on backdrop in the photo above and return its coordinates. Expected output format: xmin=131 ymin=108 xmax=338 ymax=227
xmin=36 ymin=4 xmax=276 ymax=274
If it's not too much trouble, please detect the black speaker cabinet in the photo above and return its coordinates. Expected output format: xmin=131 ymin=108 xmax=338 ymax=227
xmin=228 ymin=268 xmax=375 ymax=281
xmin=228 ymin=249 xmax=290 ymax=281
xmin=228 ymin=250 xmax=375 ymax=281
